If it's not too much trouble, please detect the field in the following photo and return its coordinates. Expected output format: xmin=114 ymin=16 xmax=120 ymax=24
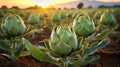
xmin=0 ymin=8 xmax=120 ymax=67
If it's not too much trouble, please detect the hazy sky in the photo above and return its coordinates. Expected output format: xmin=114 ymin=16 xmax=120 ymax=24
xmin=0 ymin=0 xmax=120 ymax=8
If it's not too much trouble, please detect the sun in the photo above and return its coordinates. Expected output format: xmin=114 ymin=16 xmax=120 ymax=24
xmin=31 ymin=0 xmax=55 ymax=8
xmin=37 ymin=2 xmax=49 ymax=8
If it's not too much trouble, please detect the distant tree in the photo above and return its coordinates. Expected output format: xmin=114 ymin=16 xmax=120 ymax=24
xmin=1 ymin=6 xmax=7 ymax=9
xmin=88 ymin=5 xmax=93 ymax=9
xmin=98 ymin=5 xmax=110 ymax=8
xmin=58 ymin=8 xmax=61 ymax=10
xmin=27 ymin=5 xmax=42 ymax=9
xmin=113 ymin=5 xmax=120 ymax=8
xmin=11 ymin=6 xmax=19 ymax=9
xmin=64 ymin=7 xmax=67 ymax=10
xmin=77 ymin=2 xmax=84 ymax=9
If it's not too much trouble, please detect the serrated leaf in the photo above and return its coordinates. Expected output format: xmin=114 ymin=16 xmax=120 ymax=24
xmin=50 ymin=51 xmax=61 ymax=58
xmin=15 ymin=43 xmax=24 ymax=57
xmin=82 ymin=42 xmax=99 ymax=56
xmin=73 ymin=55 xmax=100 ymax=66
xmin=69 ymin=50 xmax=80 ymax=57
xmin=23 ymin=38 xmax=55 ymax=63
xmin=85 ymin=32 xmax=97 ymax=42
xmin=0 ymin=39 xmax=11 ymax=52
xmin=97 ymin=38 xmax=110 ymax=48
xmin=78 ymin=37 xmax=83 ymax=48
xmin=95 ymin=29 xmax=109 ymax=40
xmin=44 ymin=39 xmax=50 ymax=50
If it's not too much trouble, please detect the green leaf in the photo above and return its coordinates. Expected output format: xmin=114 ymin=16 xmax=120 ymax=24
xmin=82 ymin=42 xmax=99 ymax=56
xmin=69 ymin=50 xmax=80 ymax=57
xmin=0 ymin=39 xmax=11 ymax=52
xmin=20 ymin=51 xmax=30 ymax=57
xmin=15 ymin=43 xmax=24 ymax=57
xmin=97 ymin=38 xmax=110 ymax=48
xmin=82 ymin=38 xmax=110 ymax=56
xmin=78 ymin=37 xmax=83 ymax=48
xmin=44 ymin=39 xmax=50 ymax=50
xmin=73 ymin=55 xmax=100 ymax=66
xmin=23 ymin=38 xmax=55 ymax=62
xmin=50 ymin=51 xmax=61 ymax=58
xmin=85 ymin=32 xmax=97 ymax=42
xmin=95 ymin=29 xmax=109 ymax=40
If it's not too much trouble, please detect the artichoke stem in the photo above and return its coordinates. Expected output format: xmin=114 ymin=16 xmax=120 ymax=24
xmin=62 ymin=58 xmax=68 ymax=67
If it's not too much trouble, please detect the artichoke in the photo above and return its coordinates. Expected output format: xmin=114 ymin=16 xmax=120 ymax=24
xmin=49 ymin=25 xmax=78 ymax=57
xmin=100 ymin=10 xmax=116 ymax=25
xmin=39 ymin=14 xmax=44 ymax=20
xmin=66 ymin=12 xmax=73 ymax=18
xmin=51 ymin=13 xmax=61 ymax=22
xmin=73 ymin=14 xmax=95 ymax=37
xmin=27 ymin=13 xmax=39 ymax=24
xmin=1 ymin=14 xmax=26 ymax=37
xmin=60 ymin=12 xmax=66 ymax=19
xmin=0 ymin=10 xmax=4 ymax=18
xmin=93 ymin=11 xmax=102 ymax=19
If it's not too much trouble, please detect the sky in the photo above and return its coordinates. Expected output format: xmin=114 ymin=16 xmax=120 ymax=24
xmin=0 ymin=0 xmax=120 ymax=8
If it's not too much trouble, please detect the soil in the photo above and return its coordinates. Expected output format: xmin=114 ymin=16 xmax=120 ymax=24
xmin=0 ymin=15 xmax=120 ymax=67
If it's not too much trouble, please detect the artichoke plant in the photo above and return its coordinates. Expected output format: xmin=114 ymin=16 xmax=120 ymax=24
xmin=27 ymin=13 xmax=39 ymax=24
xmin=73 ymin=14 xmax=95 ymax=37
xmin=1 ymin=14 xmax=26 ymax=37
xmin=93 ymin=11 xmax=102 ymax=19
xmin=100 ymin=10 xmax=116 ymax=26
xmin=0 ymin=10 xmax=4 ymax=18
xmin=51 ymin=13 xmax=61 ymax=22
xmin=60 ymin=12 xmax=66 ymax=19
xmin=24 ymin=25 xmax=110 ymax=67
xmin=0 ymin=14 xmax=28 ymax=60
xmin=49 ymin=25 xmax=79 ymax=57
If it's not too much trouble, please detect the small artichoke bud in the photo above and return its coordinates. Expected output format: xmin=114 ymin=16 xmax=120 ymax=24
xmin=1 ymin=14 xmax=26 ymax=37
xmin=73 ymin=14 xmax=95 ymax=37
xmin=49 ymin=25 xmax=78 ymax=56
xmin=66 ymin=12 xmax=73 ymax=18
xmin=51 ymin=13 xmax=61 ymax=22
xmin=60 ymin=12 xmax=66 ymax=19
xmin=27 ymin=13 xmax=39 ymax=24
xmin=39 ymin=14 xmax=44 ymax=20
xmin=93 ymin=11 xmax=102 ymax=19
xmin=0 ymin=10 xmax=4 ymax=18
xmin=100 ymin=10 xmax=116 ymax=26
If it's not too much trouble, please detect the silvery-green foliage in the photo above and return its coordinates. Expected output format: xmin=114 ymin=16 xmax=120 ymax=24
xmin=100 ymin=10 xmax=116 ymax=26
xmin=1 ymin=14 xmax=26 ymax=37
xmin=51 ymin=13 xmax=61 ymax=22
xmin=73 ymin=14 xmax=95 ymax=37
xmin=27 ymin=13 xmax=39 ymax=24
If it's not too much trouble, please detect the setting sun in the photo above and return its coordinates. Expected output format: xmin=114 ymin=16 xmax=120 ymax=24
xmin=31 ymin=0 xmax=55 ymax=8
xmin=31 ymin=0 xmax=78 ymax=8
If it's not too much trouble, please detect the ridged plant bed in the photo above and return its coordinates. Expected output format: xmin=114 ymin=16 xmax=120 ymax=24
xmin=0 ymin=27 xmax=120 ymax=67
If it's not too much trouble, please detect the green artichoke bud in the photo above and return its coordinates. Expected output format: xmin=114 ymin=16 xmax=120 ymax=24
xmin=93 ymin=11 xmax=102 ymax=19
xmin=1 ymin=14 xmax=26 ymax=37
xmin=39 ymin=14 xmax=44 ymax=20
xmin=100 ymin=10 xmax=116 ymax=25
xmin=49 ymin=25 xmax=78 ymax=56
xmin=72 ymin=12 xmax=79 ymax=18
xmin=27 ymin=13 xmax=39 ymax=24
xmin=60 ymin=12 xmax=66 ymax=19
xmin=51 ymin=13 xmax=61 ymax=22
xmin=0 ymin=10 xmax=4 ymax=18
xmin=66 ymin=12 xmax=73 ymax=18
xmin=73 ymin=14 xmax=95 ymax=37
